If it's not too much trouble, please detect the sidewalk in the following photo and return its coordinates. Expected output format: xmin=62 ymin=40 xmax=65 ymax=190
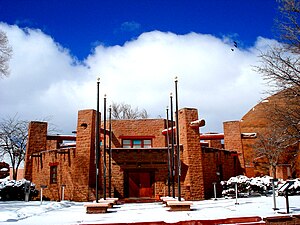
xmin=0 ymin=195 xmax=299 ymax=225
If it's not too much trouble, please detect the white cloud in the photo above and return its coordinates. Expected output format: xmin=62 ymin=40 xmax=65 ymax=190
xmin=0 ymin=23 xmax=275 ymax=134
xmin=120 ymin=21 xmax=141 ymax=32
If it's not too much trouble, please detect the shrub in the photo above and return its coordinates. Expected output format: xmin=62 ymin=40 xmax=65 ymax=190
xmin=221 ymin=175 xmax=276 ymax=197
xmin=0 ymin=178 xmax=39 ymax=201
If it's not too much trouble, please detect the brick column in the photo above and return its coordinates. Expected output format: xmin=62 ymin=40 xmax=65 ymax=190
xmin=24 ymin=121 xmax=47 ymax=181
xmin=73 ymin=109 xmax=97 ymax=201
xmin=178 ymin=108 xmax=205 ymax=200
xmin=223 ymin=121 xmax=245 ymax=169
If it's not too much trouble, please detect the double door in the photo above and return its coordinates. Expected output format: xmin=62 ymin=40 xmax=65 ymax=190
xmin=125 ymin=171 xmax=154 ymax=198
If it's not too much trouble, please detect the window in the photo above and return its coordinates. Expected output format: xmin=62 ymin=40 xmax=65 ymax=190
xmin=50 ymin=166 xmax=58 ymax=184
xmin=123 ymin=140 xmax=131 ymax=148
xmin=122 ymin=139 xmax=152 ymax=148
xmin=132 ymin=140 xmax=142 ymax=148
xmin=143 ymin=140 xmax=152 ymax=148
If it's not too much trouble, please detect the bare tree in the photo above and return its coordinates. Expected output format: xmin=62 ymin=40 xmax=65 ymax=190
xmin=0 ymin=115 xmax=28 ymax=180
xmin=0 ymin=30 xmax=12 ymax=78
xmin=277 ymin=0 xmax=300 ymax=53
xmin=273 ymin=91 xmax=300 ymax=138
xmin=252 ymin=93 xmax=300 ymax=178
xmin=257 ymin=0 xmax=300 ymax=91
xmin=253 ymin=124 xmax=296 ymax=178
xmin=256 ymin=0 xmax=300 ymax=137
xmin=111 ymin=102 xmax=148 ymax=119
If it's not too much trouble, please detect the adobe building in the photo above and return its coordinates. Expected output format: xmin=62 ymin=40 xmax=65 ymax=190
xmin=224 ymin=90 xmax=300 ymax=179
xmin=24 ymin=108 xmax=242 ymax=202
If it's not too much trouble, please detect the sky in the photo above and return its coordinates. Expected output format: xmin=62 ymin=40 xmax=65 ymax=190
xmin=0 ymin=0 xmax=281 ymax=134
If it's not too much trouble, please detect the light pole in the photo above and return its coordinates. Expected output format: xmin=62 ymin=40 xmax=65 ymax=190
xmin=61 ymin=184 xmax=66 ymax=201
xmin=108 ymin=105 xmax=112 ymax=198
xmin=103 ymin=94 xmax=107 ymax=200
xmin=233 ymin=182 xmax=239 ymax=205
xmin=95 ymin=77 xmax=100 ymax=203
xmin=170 ymin=92 xmax=175 ymax=198
xmin=174 ymin=76 xmax=181 ymax=201
xmin=166 ymin=106 xmax=171 ymax=197
xmin=271 ymin=178 xmax=279 ymax=210
xmin=213 ymin=182 xmax=217 ymax=200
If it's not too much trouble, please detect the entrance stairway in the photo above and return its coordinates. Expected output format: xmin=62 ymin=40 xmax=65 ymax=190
xmin=122 ymin=197 xmax=161 ymax=203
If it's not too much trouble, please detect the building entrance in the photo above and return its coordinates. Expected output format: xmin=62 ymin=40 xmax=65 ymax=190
xmin=124 ymin=170 xmax=154 ymax=198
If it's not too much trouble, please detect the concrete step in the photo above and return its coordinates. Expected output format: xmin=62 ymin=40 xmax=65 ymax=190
xmin=216 ymin=216 xmax=264 ymax=225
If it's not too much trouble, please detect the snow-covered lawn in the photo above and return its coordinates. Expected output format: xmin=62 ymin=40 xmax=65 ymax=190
xmin=0 ymin=196 xmax=299 ymax=225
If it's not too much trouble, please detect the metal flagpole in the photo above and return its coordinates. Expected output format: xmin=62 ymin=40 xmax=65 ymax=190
xmin=108 ymin=105 xmax=112 ymax=198
xmin=95 ymin=77 xmax=100 ymax=203
xmin=170 ymin=93 xmax=175 ymax=198
xmin=103 ymin=94 xmax=107 ymax=200
xmin=166 ymin=106 xmax=171 ymax=197
xmin=174 ymin=76 xmax=181 ymax=201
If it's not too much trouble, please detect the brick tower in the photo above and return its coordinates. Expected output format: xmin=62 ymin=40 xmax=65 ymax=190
xmin=73 ymin=109 xmax=98 ymax=201
xmin=223 ymin=121 xmax=245 ymax=172
xmin=24 ymin=121 xmax=48 ymax=181
xmin=178 ymin=108 xmax=205 ymax=200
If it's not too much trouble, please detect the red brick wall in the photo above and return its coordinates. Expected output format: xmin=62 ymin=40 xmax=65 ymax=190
xmin=47 ymin=140 xmax=59 ymax=150
xmin=9 ymin=168 xmax=24 ymax=180
xmin=106 ymin=118 xmax=168 ymax=198
xmin=110 ymin=119 xmax=167 ymax=148
xmin=25 ymin=107 xmax=255 ymax=201
xmin=295 ymin=149 xmax=300 ymax=178
xmin=110 ymin=149 xmax=168 ymax=198
xmin=224 ymin=91 xmax=300 ymax=179
xmin=207 ymin=140 xmax=222 ymax=149
xmin=224 ymin=121 xmax=245 ymax=171
xmin=73 ymin=109 xmax=97 ymax=201
xmin=30 ymin=148 xmax=77 ymax=201
xmin=202 ymin=148 xmax=242 ymax=198
xmin=178 ymin=108 xmax=205 ymax=200
xmin=38 ymin=109 xmax=97 ymax=202
xmin=26 ymin=110 xmax=98 ymax=202
xmin=24 ymin=121 xmax=47 ymax=181
xmin=239 ymin=102 xmax=269 ymax=176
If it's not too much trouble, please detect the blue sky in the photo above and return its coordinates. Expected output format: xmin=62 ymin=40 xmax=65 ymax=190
xmin=0 ymin=0 xmax=281 ymax=134
xmin=0 ymin=0 xmax=279 ymax=60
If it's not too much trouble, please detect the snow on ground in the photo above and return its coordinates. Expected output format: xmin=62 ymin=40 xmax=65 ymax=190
xmin=0 ymin=196 xmax=300 ymax=225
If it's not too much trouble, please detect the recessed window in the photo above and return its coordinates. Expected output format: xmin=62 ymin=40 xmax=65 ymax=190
xmin=133 ymin=140 xmax=142 ymax=148
xmin=143 ymin=140 xmax=152 ymax=148
xmin=50 ymin=166 xmax=58 ymax=184
xmin=123 ymin=140 xmax=131 ymax=148
xmin=80 ymin=123 xmax=88 ymax=129
xmin=122 ymin=139 xmax=152 ymax=148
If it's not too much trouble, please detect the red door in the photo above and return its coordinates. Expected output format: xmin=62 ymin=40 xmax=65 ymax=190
xmin=139 ymin=172 xmax=152 ymax=197
xmin=128 ymin=172 xmax=140 ymax=197
xmin=128 ymin=172 xmax=152 ymax=198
